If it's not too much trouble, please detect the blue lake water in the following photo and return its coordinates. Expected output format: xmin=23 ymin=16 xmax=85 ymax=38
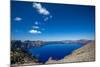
xmin=27 ymin=43 xmax=82 ymax=63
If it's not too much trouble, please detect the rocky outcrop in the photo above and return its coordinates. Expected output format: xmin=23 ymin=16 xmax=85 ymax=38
xmin=11 ymin=48 xmax=39 ymax=67
xmin=46 ymin=41 xmax=95 ymax=64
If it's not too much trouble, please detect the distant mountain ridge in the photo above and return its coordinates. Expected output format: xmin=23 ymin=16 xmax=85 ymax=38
xmin=11 ymin=39 xmax=93 ymax=49
xmin=11 ymin=40 xmax=94 ymax=66
xmin=11 ymin=39 xmax=94 ymax=50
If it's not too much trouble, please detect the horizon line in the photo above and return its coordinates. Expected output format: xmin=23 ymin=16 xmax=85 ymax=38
xmin=11 ymin=39 xmax=95 ymax=42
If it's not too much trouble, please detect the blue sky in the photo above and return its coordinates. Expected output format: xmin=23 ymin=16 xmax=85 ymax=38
xmin=11 ymin=1 xmax=95 ymax=41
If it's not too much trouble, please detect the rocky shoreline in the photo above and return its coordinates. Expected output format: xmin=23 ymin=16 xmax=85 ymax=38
xmin=11 ymin=40 xmax=95 ymax=66
xmin=46 ymin=41 xmax=95 ymax=64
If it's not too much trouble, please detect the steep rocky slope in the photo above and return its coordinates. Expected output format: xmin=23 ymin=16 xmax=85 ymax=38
xmin=46 ymin=41 xmax=95 ymax=64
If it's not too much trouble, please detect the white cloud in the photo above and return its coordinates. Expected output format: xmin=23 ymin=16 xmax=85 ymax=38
xmin=33 ymin=3 xmax=53 ymax=22
xmin=42 ymin=28 xmax=45 ymax=31
xmin=14 ymin=17 xmax=22 ymax=21
xmin=50 ymin=15 xmax=53 ymax=18
xmin=33 ymin=3 xmax=50 ymax=15
xmin=29 ymin=29 xmax=41 ymax=34
xmin=32 ymin=26 xmax=39 ymax=29
xmin=35 ymin=21 xmax=39 ymax=25
xmin=44 ymin=15 xmax=53 ymax=21
xmin=44 ymin=17 xmax=49 ymax=21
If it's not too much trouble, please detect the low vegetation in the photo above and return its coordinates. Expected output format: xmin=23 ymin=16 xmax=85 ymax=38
xmin=11 ymin=40 xmax=38 ymax=65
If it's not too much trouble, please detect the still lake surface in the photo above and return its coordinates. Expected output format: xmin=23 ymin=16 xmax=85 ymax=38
xmin=27 ymin=43 xmax=82 ymax=63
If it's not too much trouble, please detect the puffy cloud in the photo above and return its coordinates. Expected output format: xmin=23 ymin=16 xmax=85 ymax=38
xmin=29 ymin=29 xmax=41 ymax=34
xmin=33 ymin=3 xmax=50 ymax=15
xmin=14 ymin=17 xmax=22 ymax=21
xmin=42 ymin=28 xmax=45 ymax=31
xmin=33 ymin=3 xmax=53 ymax=22
xmin=44 ymin=17 xmax=49 ymax=21
xmin=32 ymin=26 xmax=39 ymax=29
xmin=44 ymin=15 xmax=53 ymax=21
xmin=50 ymin=15 xmax=53 ymax=18
xmin=35 ymin=21 xmax=39 ymax=25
